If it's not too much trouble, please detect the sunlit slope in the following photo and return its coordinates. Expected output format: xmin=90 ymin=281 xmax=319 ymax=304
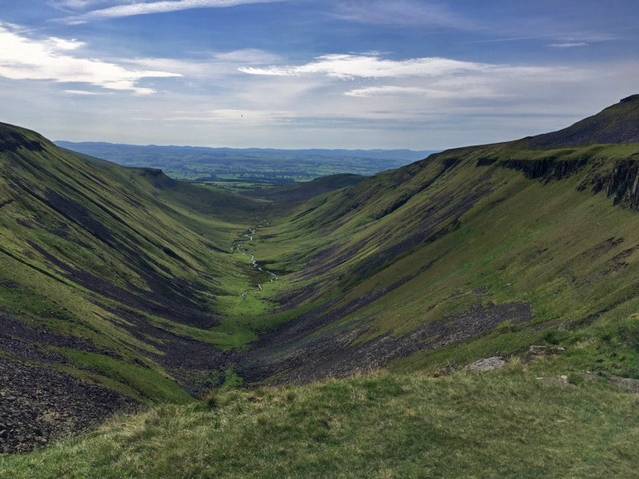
xmin=0 ymin=122 xmax=268 ymax=403
xmin=250 ymin=129 xmax=639 ymax=382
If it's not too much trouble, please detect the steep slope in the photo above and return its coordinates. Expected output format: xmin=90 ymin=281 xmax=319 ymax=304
xmin=240 ymin=97 xmax=639 ymax=384
xmin=0 ymin=123 xmax=274 ymax=451
xmin=0 ymin=121 xmax=369 ymax=452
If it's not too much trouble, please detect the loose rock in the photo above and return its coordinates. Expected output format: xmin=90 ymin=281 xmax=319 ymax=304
xmin=465 ymin=356 xmax=506 ymax=373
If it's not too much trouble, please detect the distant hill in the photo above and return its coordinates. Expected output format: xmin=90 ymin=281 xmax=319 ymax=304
xmin=523 ymin=94 xmax=639 ymax=148
xmin=55 ymin=141 xmax=434 ymax=183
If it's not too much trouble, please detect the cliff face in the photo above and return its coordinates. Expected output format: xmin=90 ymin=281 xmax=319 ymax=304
xmin=478 ymin=149 xmax=639 ymax=210
xmin=460 ymin=94 xmax=639 ymax=209
xmin=588 ymin=159 xmax=639 ymax=209
xmin=477 ymin=156 xmax=590 ymax=181
xmin=503 ymin=155 xmax=639 ymax=210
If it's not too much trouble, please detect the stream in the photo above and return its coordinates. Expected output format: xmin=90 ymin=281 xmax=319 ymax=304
xmin=232 ymin=225 xmax=279 ymax=299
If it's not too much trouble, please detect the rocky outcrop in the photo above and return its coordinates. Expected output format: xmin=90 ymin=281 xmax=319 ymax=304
xmin=243 ymin=302 xmax=533 ymax=385
xmin=586 ymin=159 xmax=639 ymax=209
xmin=465 ymin=357 xmax=506 ymax=372
xmin=496 ymin=157 xmax=589 ymax=181
xmin=480 ymin=153 xmax=639 ymax=212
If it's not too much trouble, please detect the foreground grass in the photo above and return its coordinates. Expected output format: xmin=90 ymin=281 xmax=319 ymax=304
xmin=2 ymin=368 xmax=638 ymax=478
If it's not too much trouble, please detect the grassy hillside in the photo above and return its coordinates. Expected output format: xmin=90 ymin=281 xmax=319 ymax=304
xmin=0 ymin=121 xmax=373 ymax=452
xmin=0 ymin=122 xmax=286 ymax=450
xmin=8 ymin=102 xmax=639 ymax=394
xmin=237 ymin=98 xmax=639 ymax=384
xmin=2 ymin=364 xmax=638 ymax=478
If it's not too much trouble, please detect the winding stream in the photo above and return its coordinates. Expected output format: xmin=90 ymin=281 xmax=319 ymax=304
xmin=232 ymin=225 xmax=279 ymax=299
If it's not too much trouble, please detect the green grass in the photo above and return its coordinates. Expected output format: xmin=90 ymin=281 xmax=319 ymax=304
xmin=0 ymin=123 xmax=275 ymax=398
xmin=248 ymin=142 xmax=639 ymax=377
xmin=2 ymin=367 xmax=638 ymax=478
xmin=63 ymin=351 xmax=192 ymax=404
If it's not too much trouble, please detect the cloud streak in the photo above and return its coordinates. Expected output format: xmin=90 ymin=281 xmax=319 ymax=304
xmin=344 ymin=85 xmax=502 ymax=99
xmin=332 ymin=0 xmax=474 ymax=29
xmin=0 ymin=24 xmax=180 ymax=94
xmin=549 ymin=42 xmax=589 ymax=48
xmin=240 ymin=54 xmax=490 ymax=78
xmin=62 ymin=0 xmax=284 ymax=23
xmin=238 ymin=53 xmax=570 ymax=80
xmin=64 ymin=89 xmax=106 ymax=95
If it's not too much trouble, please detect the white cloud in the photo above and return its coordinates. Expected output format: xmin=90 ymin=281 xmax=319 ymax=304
xmin=50 ymin=0 xmax=115 ymax=9
xmin=63 ymin=0 xmax=284 ymax=23
xmin=126 ymin=57 xmax=214 ymax=78
xmin=549 ymin=42 xmax=589 ymax=48
xmin=344 ymin=85 xmax=502 ymax=99
xmin=124 ymin=49 xmax=283 ymax=81
xmin=240 ymin=54 xmax=490 ymax=79
xmin=0 ymin=24 xmax=180 ymax=94
xmin=238 ymin=53 xmax=573 ymax=81
xmin=213 ymin=49 xmax=282 ymax=64
xmin=64 ymin=89 xmax=105 ymax=95
xmin=47 ymin=36 xmax=86 ymax=51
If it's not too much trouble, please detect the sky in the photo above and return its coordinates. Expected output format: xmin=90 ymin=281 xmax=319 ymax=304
xmin=0 ymin=0 xmax=638 ymax=149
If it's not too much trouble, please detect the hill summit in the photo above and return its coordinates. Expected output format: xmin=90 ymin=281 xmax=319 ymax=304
xmin=525 ymin=94 xmax=639 ymax=148
xmin=0 ymin=122 xmax=49 ymax=153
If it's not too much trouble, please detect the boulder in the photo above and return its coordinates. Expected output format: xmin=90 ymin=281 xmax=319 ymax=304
xmin=466 ymin=356 xmax=506 ymax=373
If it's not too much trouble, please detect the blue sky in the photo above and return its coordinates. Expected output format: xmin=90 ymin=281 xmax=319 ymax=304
xmin=1 ymin=0 xmax=638 ymax=149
